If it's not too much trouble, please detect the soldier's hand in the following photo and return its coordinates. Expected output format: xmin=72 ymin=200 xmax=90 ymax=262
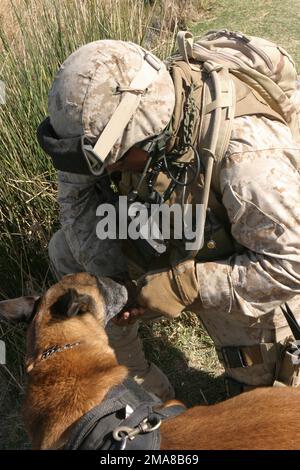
xmin=137 ymin=269 xmax=184 ymax=318
xmin=112 ymin=307 xmax=145 ymax=326
xmin=137 ymin=261 xmax=200 ymax=318
xmin=107 ymin=146 xmax=149 ymax=173
xmin=112 ymin=278 xmax=145 ymax=325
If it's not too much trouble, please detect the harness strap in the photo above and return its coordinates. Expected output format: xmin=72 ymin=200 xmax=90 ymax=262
xmin=111 ymin=402 xmax=186 ymax=450
xmin=64 ymin=378 xmax=162 ymax=450
xmin=91 ymin=51 xmax=162 ymax=166
xmin=65 ymin=390 xmax=126 ymax=449
xmin=216 ymin=342 xmax=278 ymax=369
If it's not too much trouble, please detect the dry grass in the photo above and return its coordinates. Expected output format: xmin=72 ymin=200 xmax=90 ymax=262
xmin=0 ymin=1 xmax=20 ymax=35
xmin=0 ymin=0 xmax=209 ymax=55
xmin=0 ymin=0 xmax=219 ymax=449
xmin=156 ymin=0 xmax=210 ymax=29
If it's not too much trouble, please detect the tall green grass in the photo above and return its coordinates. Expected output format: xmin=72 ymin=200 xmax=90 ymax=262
xmin=0 ymin=0 xmax=185 ymax=299
xmin=0 ymin=0 xmax=218 ymax=449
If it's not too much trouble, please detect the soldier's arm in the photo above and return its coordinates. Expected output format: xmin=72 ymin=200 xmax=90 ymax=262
xmin=138 ymin=115 xmax=300 ymax=319
xmin=197 ymin=115 xmax=300 ymax=318
xmin=57 ymin=171 xmax=128 ymax=278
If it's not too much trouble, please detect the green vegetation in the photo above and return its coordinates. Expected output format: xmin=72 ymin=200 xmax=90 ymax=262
xmin=193 ymin=0 xmax=300 ymax=68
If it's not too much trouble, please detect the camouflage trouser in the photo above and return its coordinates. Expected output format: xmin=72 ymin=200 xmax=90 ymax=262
xmin=48 ymin=229 xmax=175 ymax=401
xmin=195 ymin=295 xmax=300 ymax=396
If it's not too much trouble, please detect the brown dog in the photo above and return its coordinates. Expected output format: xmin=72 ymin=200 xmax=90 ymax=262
xmin=1 ymin=272 xmax=300 ymax=450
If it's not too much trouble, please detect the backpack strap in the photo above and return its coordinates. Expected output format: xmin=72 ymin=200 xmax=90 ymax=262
xmin=201 ymin=65 xmax=236 ymax=194
xmin=177 ymin=31 xmax=195 ymax=64
xmin=176 ymin=31 xmax=236 ymax=239
xmin=194 ymin=61 xmax=235 ymax=196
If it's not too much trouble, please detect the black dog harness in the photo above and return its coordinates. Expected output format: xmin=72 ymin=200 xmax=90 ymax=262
xmin=64 ymin=378 xmax=185 ymax=450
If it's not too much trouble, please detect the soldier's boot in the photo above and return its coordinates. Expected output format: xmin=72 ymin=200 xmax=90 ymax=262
xmin=106 ymin=320 xmax=175 ymax=401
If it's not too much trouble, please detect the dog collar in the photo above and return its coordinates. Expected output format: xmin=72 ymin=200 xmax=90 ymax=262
xmin=26 ymin=341 xmax=81 ymax=373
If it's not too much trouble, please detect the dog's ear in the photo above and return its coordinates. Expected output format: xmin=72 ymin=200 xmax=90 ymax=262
xmin=0 ymin=296 xmax=40 ymax=323
xmin=96 ymin=277 xmax=128 ymax=325
xmin=50 ymin=288 xmax=94 ymax=318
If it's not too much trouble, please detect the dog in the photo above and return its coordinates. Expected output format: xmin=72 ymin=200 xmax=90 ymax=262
xmin=1 ymin=272 xmax=300 ymax=450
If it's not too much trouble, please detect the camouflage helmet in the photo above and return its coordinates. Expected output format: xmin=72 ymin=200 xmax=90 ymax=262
xmin=48 ymin=39 xmax=175 ymax=172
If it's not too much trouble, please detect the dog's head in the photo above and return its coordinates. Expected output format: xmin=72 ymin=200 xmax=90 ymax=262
xmin=0 ymin=272 xmax=128 ymax=359
xmin=0 ymin=273 xmax=129 ymax=448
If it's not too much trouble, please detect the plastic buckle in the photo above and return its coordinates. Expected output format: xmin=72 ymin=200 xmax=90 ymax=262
xmin=81 ymin=136 xmax=105 ymax=176
xmin=220 ymin=346 xmax=247 ymax=368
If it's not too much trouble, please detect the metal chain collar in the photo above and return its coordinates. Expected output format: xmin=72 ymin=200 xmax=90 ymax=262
xmin=41 ymin=341 xmax=81 ymax=361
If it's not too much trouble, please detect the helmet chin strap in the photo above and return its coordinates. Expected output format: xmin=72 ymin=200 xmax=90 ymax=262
xmin=82 ymin=51 xmax=162 ymax=176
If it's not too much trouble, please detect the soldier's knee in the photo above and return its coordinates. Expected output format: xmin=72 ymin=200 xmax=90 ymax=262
xmin=48 ymin=229 xmax=82 ymax=279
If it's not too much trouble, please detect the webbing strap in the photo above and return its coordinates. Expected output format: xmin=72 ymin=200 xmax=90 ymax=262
xmin=205 ymin=94 xmax=233 ymax=114
xmin=92 ymin=52 xmax=162 ymax=163
xmin=217 ymin=343 xmax=278 ymax=369
xmin=193 ymin=67 xmax=235 ymax=249
xmin=176 ymin=30 xmax=235 ymax=253
xmin=177 ymin=31 xmax=195 ymax=64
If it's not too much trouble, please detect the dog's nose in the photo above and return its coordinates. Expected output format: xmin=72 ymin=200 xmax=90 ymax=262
xmin=95 ymin=277 xmax=128 ymax=325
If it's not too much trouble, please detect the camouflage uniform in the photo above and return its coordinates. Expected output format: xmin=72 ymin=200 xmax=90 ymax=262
xmin=49 ymin=111 xmax=300 ymax=393
xmin=44 ymin=38 xmax=300 ymax=397
xmin=195 ymin=114 xmax=300 ymax=390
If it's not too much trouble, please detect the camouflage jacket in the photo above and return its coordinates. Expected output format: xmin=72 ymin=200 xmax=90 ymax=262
xmin=197 ymin=114 xmax=300 ymax=323
xmin=57 ymin=109 xmax=300 ymax=320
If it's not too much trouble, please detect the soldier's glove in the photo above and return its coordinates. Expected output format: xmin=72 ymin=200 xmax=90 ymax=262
xmin=137 ymin=260 xmax=199 ymax=318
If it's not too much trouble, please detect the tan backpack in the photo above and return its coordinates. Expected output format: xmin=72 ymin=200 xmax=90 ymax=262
xmin=174 ymin=29 xmax=300 ymax=229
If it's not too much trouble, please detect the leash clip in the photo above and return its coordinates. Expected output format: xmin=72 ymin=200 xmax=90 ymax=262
xmin=113 ymin=416 xmax=162 ymax=449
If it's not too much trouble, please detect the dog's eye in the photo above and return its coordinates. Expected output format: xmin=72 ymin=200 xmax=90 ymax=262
xmin=50 ymin=289 xmax=93 ymax=318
